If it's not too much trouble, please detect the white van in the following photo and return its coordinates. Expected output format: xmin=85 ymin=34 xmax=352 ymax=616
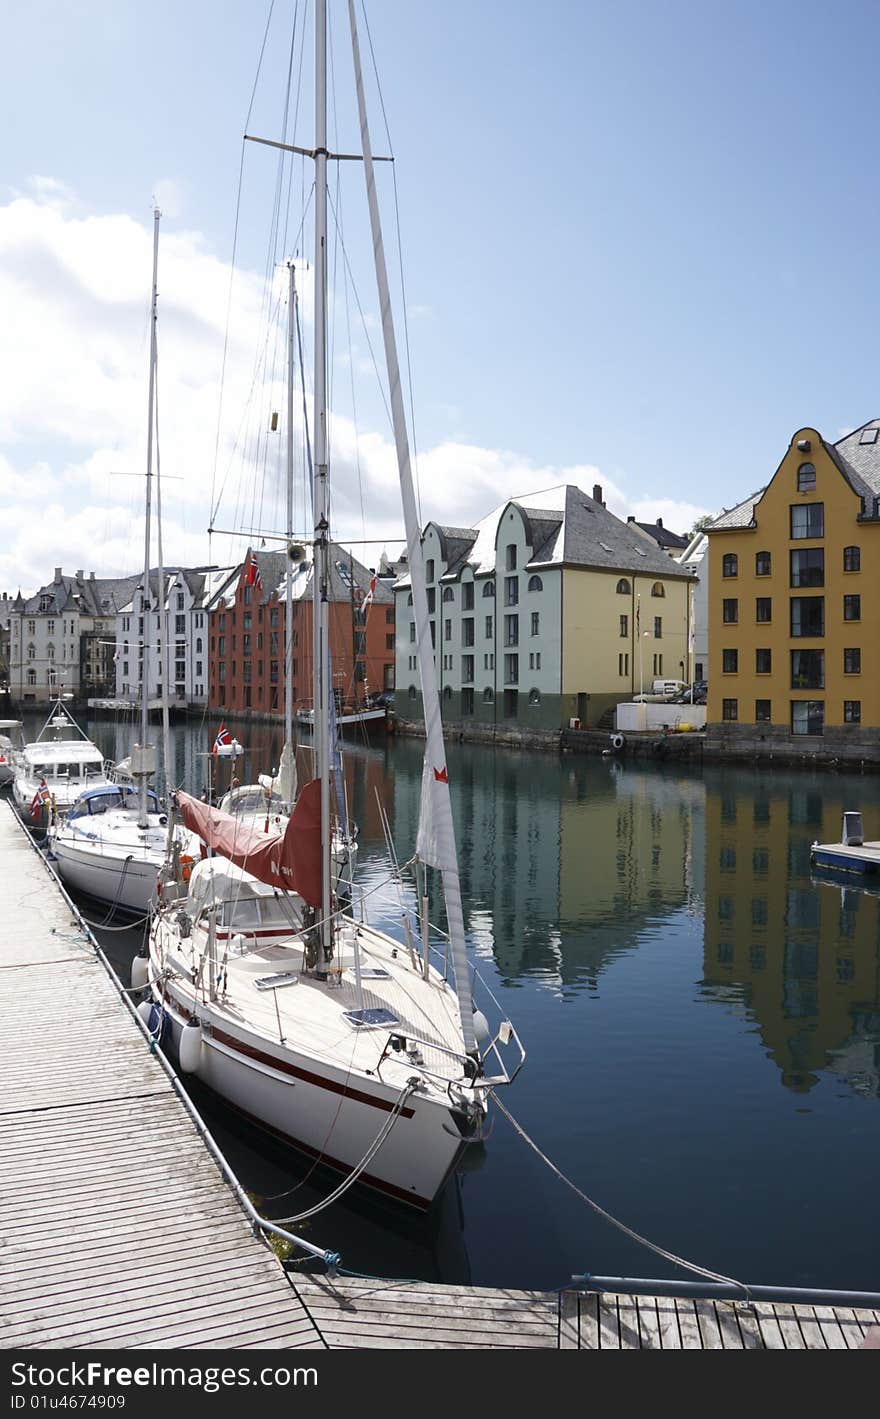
xmin=633 ymin=679 xmax=687 ymax=704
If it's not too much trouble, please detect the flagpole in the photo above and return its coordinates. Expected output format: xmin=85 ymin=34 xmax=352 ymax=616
xmin=637 ymin=594 xmax=643 ymax=701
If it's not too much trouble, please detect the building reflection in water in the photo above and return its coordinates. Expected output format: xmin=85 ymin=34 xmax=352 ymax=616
xmin=703 ymin=770 xmax=880 ymax=1097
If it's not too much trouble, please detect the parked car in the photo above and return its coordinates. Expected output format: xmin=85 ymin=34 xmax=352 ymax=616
xmin=369 ymin=690 xmax=395 ymax=709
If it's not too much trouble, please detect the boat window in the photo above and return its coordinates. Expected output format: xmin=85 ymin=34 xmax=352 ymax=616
xmin=84 ymin=761 xmax=104 ymax=778
xmin=258 ymin=898 xmax=300 ymax=927
xmin=220 ymin=898 xmax=263 ymax=930
xmin=228 ymin=789 xmax=283 ymax=816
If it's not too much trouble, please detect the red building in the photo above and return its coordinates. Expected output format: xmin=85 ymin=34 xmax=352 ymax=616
xmin=207 ymin=546 xmax=395 ymax=718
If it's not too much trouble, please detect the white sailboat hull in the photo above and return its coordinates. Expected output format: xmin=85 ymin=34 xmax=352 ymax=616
xmin=157 ymin=980 xmax=466 ymax=1209
xmin=50 ymin=836 xmax=162 ymax=914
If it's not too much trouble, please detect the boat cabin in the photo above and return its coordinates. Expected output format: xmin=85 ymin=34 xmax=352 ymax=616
xmin=68 ymin=785 xmax=162 ymax=820
xmin=184 ymin=858 xmax=303 ymax=936
xmin=21 ymin=740 xmax=106 ymax=783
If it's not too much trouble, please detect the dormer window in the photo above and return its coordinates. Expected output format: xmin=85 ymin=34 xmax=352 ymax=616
xmin=39 ymin=595 xmax=52 ymax=613
xmin=797 ymin=462 xmax=816 ymax=492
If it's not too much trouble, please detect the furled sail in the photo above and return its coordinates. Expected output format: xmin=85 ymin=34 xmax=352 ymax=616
xmin=175 ymin=778 xmax=322 ymax=906
xmin=349 ymin=0 xmax=476 ymax=1054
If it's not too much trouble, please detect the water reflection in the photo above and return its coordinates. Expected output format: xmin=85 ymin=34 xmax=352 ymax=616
xmin=703 ymin=767 xmax=880 ymax=1097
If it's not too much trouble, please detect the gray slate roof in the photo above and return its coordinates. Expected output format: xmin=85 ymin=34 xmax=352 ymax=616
xmin=632 ymin=520 xmax=689 ymax=550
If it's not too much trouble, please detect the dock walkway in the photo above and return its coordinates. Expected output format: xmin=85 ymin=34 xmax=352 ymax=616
xmin=1 ymin=799 xmax=877 ymax=1351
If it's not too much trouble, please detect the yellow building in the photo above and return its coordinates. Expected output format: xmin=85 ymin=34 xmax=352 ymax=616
xmin=706 ymin=419 xmax=880 ymax=756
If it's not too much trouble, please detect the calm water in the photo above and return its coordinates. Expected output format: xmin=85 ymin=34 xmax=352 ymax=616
xmin=22 ymin=709 xmax=880 ymax=1292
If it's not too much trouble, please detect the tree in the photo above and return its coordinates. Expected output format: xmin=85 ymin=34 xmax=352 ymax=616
xmin=689 ymin=514 xmax=713 ymax=538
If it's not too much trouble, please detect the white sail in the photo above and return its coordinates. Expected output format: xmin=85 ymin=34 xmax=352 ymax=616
xmin=348 ymin=0 xmax=475 ymax=1054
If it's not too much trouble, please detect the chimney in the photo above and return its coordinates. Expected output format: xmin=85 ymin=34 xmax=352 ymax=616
xmin=75 ymin=569 xmax=83 ymax=580
xmin=89 ymin=571 xmax=96 ymax=580
xmin=54 ymin=567 xmax=62 ymax=583
xmin=656 ymin=517 xmax=663 ymax=529
xmin=592 ymin=483 xmax=604 ymax=505
xmin=627 ymin=515 xmax=635 ymax=523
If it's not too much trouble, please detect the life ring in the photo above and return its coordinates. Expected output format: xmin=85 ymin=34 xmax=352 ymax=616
xmin=610 ymin=733 xmax=624 ymax=751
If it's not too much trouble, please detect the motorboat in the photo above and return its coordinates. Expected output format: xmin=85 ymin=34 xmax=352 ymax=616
xmin=12 ymin=700 xmax=110 ymax=825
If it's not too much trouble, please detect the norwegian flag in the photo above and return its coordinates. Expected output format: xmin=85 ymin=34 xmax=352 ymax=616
xmin=30 ymin=778 xmax=51 ymax=820
xmin=362 ymin=572 xmax=378 ymax=611
xmin=212 ymin=723 xmax=233 ymax=755
xmin=245 ymin=559 xmax=263 ymax=591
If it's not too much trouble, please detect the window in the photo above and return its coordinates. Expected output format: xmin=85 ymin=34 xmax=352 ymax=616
xmin=426 ymin=588 xmax=436 ymax=614
xmin=504 ymin=653 xmax=519 ymax=684
xmin=408 ymin=685 xmax=417 ymax=700
xmin=506 ymin=545 xmax=517 ymax=571
xmin=442 ymin=587 xmax=454 ymax=602
xmin=528 ymin=688 xmax=541 ymax=706
xmin=504 ymin=614 xmax=518 ymax=646
xmin=483 ymin=580 xmax=495 ymax=598
xmin=26 ymin=643 xmax=35 ymax=661
xmin=462 ymin=583 xmax=474 ymax=611
xmin=531 ymin=611 xmax=540 ymax=636
xmin=756 ymin=648 xmax=772 ymax=674
xmin=175 ymin=614 xmax=185 ymax=634
xmin=843 ymin=546 xmax=860 ymax=573
xmin=722 ymin=649 xmax=738 ymax=673
xmin=444 ymin=619 xmax=452 ymax=641
xmin=442 ymin=685 xmax=452 ymax=702
xmin=461 ymin=618 xmax=474 ymax=646
xmin=844 ymin=700 xmax=861 ymax=724
xmin=483 ymin=687 xmax=494 ymax=703
xmin=461 ymin=687 xmax=474 ymax=715
xmin=844 ymin=595 xmax=861 ymax=622
xmin=616 ymin=578 xmax=631 ymax=595
xmin=386 ymin=607 xmax=394 ymax=623
xmin=722 ymin=553 xmax=738 ymax=578
xmin=755 ymin=551 xmax=771 ymax=576
xmin=653 ymin=616 xmax=662 ymax=638
xmin=722 ymin=699 xmax=738 ymax=721
xmin=485 ymin=615 xmax=493 ymax=638
xmin=722 ymin=598 xmax=738 ymax=624
xmin=528 ymin=575 xmax=543 ymax=592
xmin=425 ymin=559 xmax=435 ymax=583
xmin=26 ymin=669 xmax=35 ymax=686
xmin=797 ymin=461 xmax=816 ymax=492
xmin=503 ymin=688 xmax=518 ymax=717
xmin=620 ymin=614 xmax=628 ymax=638
xmin=755 ymin=598 xmax=772 ymax=623
xmin=651 ymin=582 xmax=665 ymax=597
xmin=505 ymin=576 xmax=518 ymax=607
xmin=790 ymin=548 xmax=824 ymax=587
xmin=790 ymin=503 xmax=824 ymax=539
xmin=409 ymin=623 xmax=415 ymax=643
xmin=618 ymin=652 xmax=629 ymax=676
xmin=755 ymin=700 xmax=771 ymax=722
xmin=652 ymin=653 xmax=663 ymax=675
xmin=791 ymin=701 xmax=824 ymax=736
xmin=386 ymin=634 xmax=394 ymax=651
xmin=844 ymin=647 xmax=861 ymax=674
xmin=461 ymin=655 xmax=474 ymax=683
xmin=791 ymin=649 xmax=824 ymax=690
xmin=790 ymin=597 xmax=824 ymax=637
xmin=270 ymin=608 xmax=278 ymax=627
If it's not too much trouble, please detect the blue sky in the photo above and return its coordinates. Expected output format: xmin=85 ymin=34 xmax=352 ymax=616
xmin=1 ymin=0 xmax=879 ymax=591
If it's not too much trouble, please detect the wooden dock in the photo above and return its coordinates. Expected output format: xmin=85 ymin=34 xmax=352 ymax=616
xmin=1 ymin=798 xmax=878 ymax=1352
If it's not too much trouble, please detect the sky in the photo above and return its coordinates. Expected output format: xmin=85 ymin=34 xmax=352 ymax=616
xmin=2 ymin=0 xmax=879 ymax=595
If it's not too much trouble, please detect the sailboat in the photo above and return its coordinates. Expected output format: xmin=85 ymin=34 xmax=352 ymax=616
xmin=143 ymin=0 xmax=523 ymax=1208
xmin=49 ymin=211 xmax=188 ymax=915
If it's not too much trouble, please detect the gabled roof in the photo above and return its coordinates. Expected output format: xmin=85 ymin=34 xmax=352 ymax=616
xmin=707 ymin=490 xmax=765 ymax=532
xmin=632 ymin=520 xmax=689 ymax=550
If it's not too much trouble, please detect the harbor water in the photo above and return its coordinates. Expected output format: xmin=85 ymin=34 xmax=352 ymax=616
xmin=16 ymin=709 xmax=880 ymax=1293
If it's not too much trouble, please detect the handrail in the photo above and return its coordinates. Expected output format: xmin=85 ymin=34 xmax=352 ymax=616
xmin=573 ymin=1273 xmax=880 ymax=1309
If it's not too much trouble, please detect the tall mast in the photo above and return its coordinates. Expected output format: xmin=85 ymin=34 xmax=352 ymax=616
xmin=155 ymin=396 xmax=173 ymax=799
xmin=348 ymin=0 xmax=476 ymax=1052
xmin=313 ymin=0 xmax=332 ymax=970
xmin=138 ymin=208 xmax=160 ymax=830
xmin=278 ymin=261 xmax=298 ymax=809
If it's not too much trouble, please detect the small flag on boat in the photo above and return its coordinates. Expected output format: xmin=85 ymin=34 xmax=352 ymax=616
xmin=30 ymin=778 xmax=51 ymax=819
xmin=212 ymin=723 xmax=233 ymax=755
xmin=433 ymin=765 xmax=448 ymax=783
xmin=245 ymin=559 xmax=263 ymax=591
xmin=362 ymin=572 xmax=378 ymax=610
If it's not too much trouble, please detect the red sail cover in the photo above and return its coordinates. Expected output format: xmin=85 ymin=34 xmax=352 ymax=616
xmin=175 ymin=778 xmax=322 ymax=907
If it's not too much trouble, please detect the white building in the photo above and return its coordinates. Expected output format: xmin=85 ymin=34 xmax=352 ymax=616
xmin=115 ymin=566 xmax=234 ymax=709
xmin=676 ymin=530 xmax=708 ymax=683
xmin=9 ymin=568 xmax=141 ymax=704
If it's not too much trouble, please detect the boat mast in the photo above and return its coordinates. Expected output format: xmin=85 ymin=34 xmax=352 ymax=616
xmin=278 ymin=260 xmax=298 ymax=809
xmin=347 ymin=0 xmax=476 ymax=1052
xmin=137 ymin=208 xmax=160 ymax=831
xmin=313 ymin=0 xmax=332 ymax=971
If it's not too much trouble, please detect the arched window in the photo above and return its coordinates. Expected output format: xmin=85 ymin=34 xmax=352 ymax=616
xmin=797 ymin=462 xmax=816 ymax=492
xmin=528 ymin=688 xmax=541 ymax=705
xmin=408 ymin=685 xmax=417 ymax=700
xmin=651 ymin=582 xmax=665 ymax=598
xmin=442 ymin=587 xmax=454 ymax=602
xmin=196 ymin=637 xmax=203 ymax=653
xmin=483 ymin=581 xmax=495 ymax=598
xmin=722 ymin=554 xmax=738 ymax=579
xmin=528 ymin=575 xmax=543 ymax=593
xmin=26 ymin=669 xmax=36 ymax=686
xmin=483 ymin=687 xmax=494 ymax=703
xmin=755 ymin=551 xmax=771 ymax=576
xmin=616 ymin=578 xmax=630 ymax=594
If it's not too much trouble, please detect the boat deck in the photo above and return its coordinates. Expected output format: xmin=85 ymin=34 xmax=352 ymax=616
xmin=811 ymin=840 xmax=880 ymax=871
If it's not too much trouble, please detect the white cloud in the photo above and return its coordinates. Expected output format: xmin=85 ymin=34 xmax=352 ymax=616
xmin=152 ymin=178 xmax=185 ymax=220
xmin=0 ymin=181 xmax=708 ymax=595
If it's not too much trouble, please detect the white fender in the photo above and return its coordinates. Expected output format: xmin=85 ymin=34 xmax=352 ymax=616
xmin=610 ymin=733 xmax=624 ymax=751
xmin=131 ymin=956 xmax=150 ymax=990
xmin=178 ymin=1022 xmax=203 ymax=1074
xmin=136 ymin=1000 xmax=153 ymax=1026
xmin=472 ymin=1009 xmax=491 ymax=1044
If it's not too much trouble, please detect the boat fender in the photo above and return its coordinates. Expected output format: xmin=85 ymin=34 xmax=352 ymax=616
xmin=131 ymin=955 xmax=150 ymax=990
xmin=178 ymin=1022 xmax=202 ymax=1074
xmin=472 ymin=1008 xmax=491 ymax=1044
xmin=136 ymin=1000 xmax=153 ymax=1026
xmin=610 ymin=733 xmax=624 ymax=751
xmin=180 ymin=854 xmax=194 ymax=882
